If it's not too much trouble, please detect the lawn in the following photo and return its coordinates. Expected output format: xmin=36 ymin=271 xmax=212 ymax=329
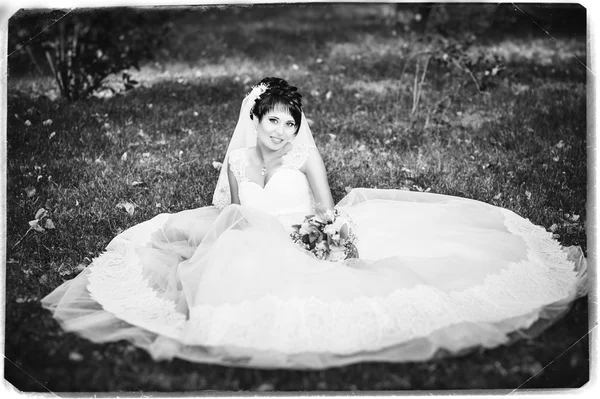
xmin=3 ymin=3 xmax=589 ymax=392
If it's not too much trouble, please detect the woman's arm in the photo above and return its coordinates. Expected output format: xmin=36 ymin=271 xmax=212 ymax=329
xmin=302 ymin=148 xmax=335 ymax=214
xmin=228 ymin=161 xmax=241 ymax=205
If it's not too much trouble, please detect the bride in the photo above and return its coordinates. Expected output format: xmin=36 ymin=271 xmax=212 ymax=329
xmin=42 ymin=77 xmax=588 ymax=369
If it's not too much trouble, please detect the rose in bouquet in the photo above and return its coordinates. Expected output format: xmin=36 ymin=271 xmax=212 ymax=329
xmin=290 ymin=208 xmax=358 ymax=262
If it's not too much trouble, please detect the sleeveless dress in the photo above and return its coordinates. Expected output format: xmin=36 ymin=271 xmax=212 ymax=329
xmin=41 ymin=144 xmax=588 ymax=369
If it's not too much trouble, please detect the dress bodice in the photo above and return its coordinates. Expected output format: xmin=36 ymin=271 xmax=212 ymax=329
xmin=228 ymin=145 xmax=316 ymax=217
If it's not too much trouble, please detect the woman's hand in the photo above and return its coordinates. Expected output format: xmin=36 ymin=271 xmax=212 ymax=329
xmin=314 ymin=202 xmax=335 ymax=222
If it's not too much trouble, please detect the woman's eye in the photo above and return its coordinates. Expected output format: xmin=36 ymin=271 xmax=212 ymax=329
xmin=269 ymin=118 xmax=278 ymax=123
xmin=286 ymin=122 xmax=295 ymax=127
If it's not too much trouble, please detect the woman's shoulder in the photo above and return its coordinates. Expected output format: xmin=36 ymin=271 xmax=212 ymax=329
xmin=228 ymin=147 xmax=252 ymax=165
xmin=284 ymin=144 xmax=319 ymax=170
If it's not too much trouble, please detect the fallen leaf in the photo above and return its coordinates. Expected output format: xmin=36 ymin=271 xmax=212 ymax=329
xmin=39 ymin=274 xmax=49 ymax=285
xmin=549 ymin=223 xmax=559 ymax=232
xmin=116 ymin=202 xmax=136 ymax=215
xmin=43 ymin=119 xmax=53 ymax=126
xmin=29 ymin=219 xmax=45 ymax=232
xmin=525 ymin=191 xmax=532 ymax=200
xmin=401 ymin=167 xmax=413 ymax=177
xmin=292 ymin=64 xmax=299 ymax=70
xmin=131 ymin=181 xmax=145 ymax=187
xmin=525 ymin=361 xmax=543 ymax=376
xmin=35 ymin=208 xmax=49 ymax=220
xmin=25 ymin=186 xmax=36 ymax=198
xmin=256 ymin=383 xmax=274 ymax=392
xmin=345 ymin=186 xmax=353 ymax=193
xmin=493 ymin=193 xmax=502 ymax=200
xmin=69 ymin=352 xmax=84 ymax=362
xmin=121 ymin=152 xmax=128 ymax=161
xmin=57 ymin=264 xmax=72 ymax=277
xmin=44 ymin=219 xmax=56 ymax=229
xmin=74 ymin=263 xmax=87 ymax=273
xmin=325 ymin=91 xmax=333 ymax=100
xmin=93 ymin=89 xmax=114 ymax=99
xmin=212 ymin=161 xmax=223 ymax=171
xmin=49 ymin=132 xmax=56 ymax=139
xmin=24 ymin=120 xmax=32 ymax=126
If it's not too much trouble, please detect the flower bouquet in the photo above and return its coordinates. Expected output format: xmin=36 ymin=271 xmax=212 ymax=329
xmin=290 ymin=208 xmax=359 ymax=262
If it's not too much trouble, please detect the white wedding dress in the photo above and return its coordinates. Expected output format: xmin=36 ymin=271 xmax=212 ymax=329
xmin=42 ymin=144 xmax=587 ymax=369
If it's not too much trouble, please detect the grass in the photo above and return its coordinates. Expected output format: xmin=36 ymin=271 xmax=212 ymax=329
xmin=4 ymin=4 xmax=589 ymax=392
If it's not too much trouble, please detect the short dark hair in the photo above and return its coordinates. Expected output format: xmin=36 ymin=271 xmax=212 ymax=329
xmin=250 ymin=77 xmax=303 ymax=134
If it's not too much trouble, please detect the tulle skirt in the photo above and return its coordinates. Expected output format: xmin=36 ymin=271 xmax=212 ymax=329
xmin=41 ymin=188 xmax=587 ymax=369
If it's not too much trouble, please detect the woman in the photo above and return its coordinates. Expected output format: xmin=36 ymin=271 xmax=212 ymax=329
xmin=42 ymin=77 xmax=587 ymax=369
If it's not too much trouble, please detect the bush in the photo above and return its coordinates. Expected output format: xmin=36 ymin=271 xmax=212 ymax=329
xmin=10 ymin=8 xmax=170 ymax=101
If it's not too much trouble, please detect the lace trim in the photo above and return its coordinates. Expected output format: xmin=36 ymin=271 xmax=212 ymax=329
xmin=283 ymin=144 xmax=314 ymax=170
xmin=87 ymin=251 xmax=186 ymax=339
xmin=85 ymin=205 xmax=585 ymax=355
xmin=213 ymin=186 xmax=230 ymax=210
xmin=228 ymin=148 xmax=249 ymax=185
xmin=182 ymin=218 xmax=583 ymax=355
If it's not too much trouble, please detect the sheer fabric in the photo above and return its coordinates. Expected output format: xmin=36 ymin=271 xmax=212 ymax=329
xmin=41 ymin=143 xmax=587 ymax=369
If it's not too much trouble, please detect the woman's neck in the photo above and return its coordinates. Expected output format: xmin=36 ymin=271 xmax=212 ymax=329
xmin=255 ymin=142 xmax=282 ymax=165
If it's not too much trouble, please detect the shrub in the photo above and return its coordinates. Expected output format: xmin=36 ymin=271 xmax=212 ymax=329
xmin=11 ymin=8 xmax=170 ymax=101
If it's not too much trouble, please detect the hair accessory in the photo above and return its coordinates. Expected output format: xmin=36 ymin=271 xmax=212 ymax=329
xmin=248 ymin=83 xmax=269 ymax=102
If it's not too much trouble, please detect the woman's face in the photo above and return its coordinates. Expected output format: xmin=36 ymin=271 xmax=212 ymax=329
xmin=256 ymin=106 xmax=297 ymax=151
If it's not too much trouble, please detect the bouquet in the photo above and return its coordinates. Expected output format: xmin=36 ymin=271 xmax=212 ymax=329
xmin=290 ymin=208 xmax=359 ymax=262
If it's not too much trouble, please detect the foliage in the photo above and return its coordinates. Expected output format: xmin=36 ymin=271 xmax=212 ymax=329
xmin=11 ymin=9 xmax=170 ymax=100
